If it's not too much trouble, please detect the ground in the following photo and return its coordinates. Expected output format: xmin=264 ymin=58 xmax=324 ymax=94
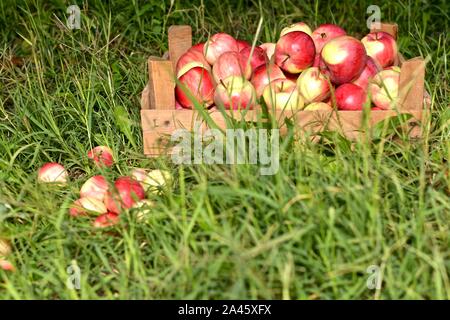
xmin=0 ymin=0 xmax=449 ymax=299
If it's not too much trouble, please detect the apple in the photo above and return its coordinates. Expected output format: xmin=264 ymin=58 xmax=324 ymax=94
xmin=280 ymin=22 xmax=312 ymax=37
xmin=0 ymin=259 xmax=14 ymax=271
xmin=335 ymin=83 xmax=369 ymax=110
xmin=175 ymin=67 xmax=215 ymax=109
xmin=38 ymin=162 xmax=68 ymax=184
xmin=296 ymin=67 xmax=330 ymax=103
xmin=274 ymin=31 xmax=315 ymax=73
xmin=80 ymin=175 xmax=109 ymax=200
xmin=175 ymin=99 xmax=184 ymax=110
xmin=214 ymin=76 xmax=257 ymax=110
xmin=176 ymin=50 xmax=210 ymax=78
xmin=104 ymin=177 xmax=146 ymax=214
xmin=361 ymin=31 xmax=398 ymax=68
xmin=312 ymin=54 xmax=321 ymax=67
xmin=352 ymin=56 xmax=381 ymax=90
xmin=304 ymin=102 xmax=333 ymax=111
xmin=72 ymin=196 xmax=107 ymax=215
xmin=132 ymin=199 xmax=155 ymax=222
xmin=371 ymin=106 xmax=384 ymax=110
xmin=259 ymin=43 xmax=276 ymax=60
xmin=189 ymin=42 xmax=205 ymax=54
xmin=240 ymin=46 xmax=268 ymax=70
xmin=87 ymin=146 xmax=114 ymax=168
xmin=369 ymin=66 xmax=401 ymax=109
xmin=262 ymin=79 xmax=304 ymax=111
xmin=320 ymin=36 xmax=367 ymax=85
xmin=204 ymin=33 xmax=239 ymax=65
xmin=237 ymin=39 xmax=251 ymax=52
xmin=131 ymin=168 xmax=171 ymax=193
xmin=311 ymin=24 xmax=347 ymax=54
xmin=93 ymin=212 xmax=119 ymax=228
xmin=251 ymin=63 xmax=286 ymax=97
xmin=212 ymin=51 xmax=252 ymax=83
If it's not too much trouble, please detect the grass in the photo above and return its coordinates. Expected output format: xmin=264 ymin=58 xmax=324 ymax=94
xmin=0 ymin=0 xmax=449 ymax=299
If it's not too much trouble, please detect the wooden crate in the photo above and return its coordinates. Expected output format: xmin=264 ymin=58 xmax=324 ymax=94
xmin=140 ymin=23 xmax=428 ymax=156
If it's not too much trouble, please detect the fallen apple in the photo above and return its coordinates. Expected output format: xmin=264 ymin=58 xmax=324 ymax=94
xmin=262 ymin=78 xmax=304 ymax=111
xmin=214 ymin=76 xmax=257 ymax=110
xmin=369 ymin=66 xmax=401 ymax=109
xmin=175 ymin=67 xmax=215 ymax=109
xmin=131 ymin=168 xmax=172 ymax=193
xmin=0 ymin=259 xmax=14 ymax=272
xmin=93 ymin=212 xmax=119 ymax=228
xmin=296 ymin=67 xmax=330 ymax=103
xmin=87 ymin=146 xmax=114 ymax=168
xmin=251 ymin=63 xmax=286 ymax=97
xmin=361 ymin=31 xmax=398 ymax=68
xmin=37 ymin=162 xmax=68 ymax=184
xmin=204 ymin=33 xmax=239 ymax=65
xmin=335 ymin=83 xmax=370 ymax=110
xmin=275 ymin=31 xmax=315 ymax=73
xmin=71 ymin=196 xmax=107 ymax=216
xmin=80 ymin=175 xmax=109 ymax=200
xmin=212 ymin=51 xmax=252 ymax=83
xmin=104 ymin=177 xmax=146 ymax=214
xmin=132 ymin=199 xmax=155 ymax=222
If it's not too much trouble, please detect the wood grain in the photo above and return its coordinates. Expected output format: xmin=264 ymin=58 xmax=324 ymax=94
xmin=399 ymin=58 xmax=426 ymax=110
xmin=168 ymin=25 xmax=192 ymax=70
xmin=147 ymin=57 xmax=175 ymax=110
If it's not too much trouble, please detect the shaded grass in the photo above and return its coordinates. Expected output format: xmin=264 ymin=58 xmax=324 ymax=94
xmin=0 ymin=0 xmax=449 ymax=299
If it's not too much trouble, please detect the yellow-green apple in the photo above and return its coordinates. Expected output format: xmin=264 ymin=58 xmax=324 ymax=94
xmin=212 ymin=51 xmax=252 ymax=83
xmin=335 ymin=83 xmax=370 ymax=110
xmin=214 ymin=76 xmax=257 ymax=110
xmin=369 ymin=66 xmax=401 ymax=109
xmin=280 ymin=22 xmax=312 ymax=37
xmin=275 ymin=31 xmax=315 ymax=73
xmin=80 ymin=175 xmax=109 ymax=201
xmin=352 ymin=56 xmax=381 ymax=90
xmin=104 ymin=177 xmax=146 ymax=214
xmin=37 ymin=162 xmax=68 ymax=184
xmin=263 ymin=78 xmax=304 ymax=111
xmin=251 ymin=63 xmax=286 ymax=97
xmin=240 ymin=46 xmax=268 ymax=70
xmin=70 ymin=196 xmax=107 ymax=217
xmin=176 ymin=49 xmax=210 ymax=78
xmin=296 ymin=67 xmax=330 ymax=103
xmin=259 ymin=43 xmax=276 ymax=60
xmin=203 ymin=33 xmax=238 ymax=65
xmin=175 ymin=67 xmax=215 ymax=109
xmin=87 ymin=146 xmax=114 ymax=168
xmin=237 ymin=39 xmax=251 ymax=52
xmin=311 ymin=24 xmax=347 ymax=53
xmin=361 ymin=31 xmax=398 ymax=68
xmin=320 ymin=36 xmax=367 ymax=85
xmin=131 ymin=168 xmax=172 ymax=193
xmin=93 ymin=212 xmax=119 ymax=228
xmin=304 ymin=102 xmax=333 ymax=110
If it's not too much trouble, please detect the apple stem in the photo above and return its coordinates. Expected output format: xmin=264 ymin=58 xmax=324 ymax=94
xmin=320 ymin=33 xmax=326 ymax=39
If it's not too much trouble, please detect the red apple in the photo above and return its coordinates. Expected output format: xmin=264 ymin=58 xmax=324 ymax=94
xmin=275 ymin=31 xmax=315 ymax=73
xmin=212 ymin=51 xmax=252 ymax=83
xmin=204 ymin=33 xmax=239 ymax=65
xmin=335 ymin=83 xmax=369 ymax=110
xmin=320 ymin=36 xmax=367 ymax=85
xmin=214 ymin=76 xmax=257 ymax=110
xmin=251 ymin=63 xmax=286 ymax=97
xmin=176 ymin=50 xmax=210 ymax=78
xmin=369 ymin=66 xmax=401 ymax=109
xmin=175 ymin=67 xmax=215 ymax=109
xmin=37 ymin=162 xmax=68 ymax=184
xmin=0 ymin=259 xmax=14 ymax=272
xmin=352 ymin=56 xmax=381 ymax=90
xmin=262 ymin=79 xmax=304 ymax=111
xmin=80 ymin=175 xmax=109 ymax=200
xmin=237 ymin=39 xmax=251 ymax=52
xmin=104 ymin=177 xmax=146 ymax=214
xmin=175 ymin=99 xmax=184 ymax=110
xmin=280 ymin=22 xmax=312 ymax=37
xmin=296 ymin=67 xmax=330 ymax=103
xmin=312 ymin=54 xmax=321 ymax=67
xmin=371 ymin=106 xmax=383 ymax=110
xmin=189 ymin=43 xmax=205 ymax=54
xmin=259 ymin=43 xmax=276 ymax=60
xmin=87 ymin=146 xmax=114 ymax=168
xmin=304 ymin=102 xmax=333 ymax=111
xmin=240 ymin=46 xmax=268 ymax=70
xmin=361 ymin=31 xmax=398 ymax=68
xmin=311 ymin=24 xmax=347 ymax=54
xmin=93 ymin=212 xmax=119 ymax=228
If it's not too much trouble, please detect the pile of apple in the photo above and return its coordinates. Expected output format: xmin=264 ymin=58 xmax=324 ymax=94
xmin=175 ymin=22 xmax=399 ymax=111
xmin=37 ymin=146 xmax=171 ymax=228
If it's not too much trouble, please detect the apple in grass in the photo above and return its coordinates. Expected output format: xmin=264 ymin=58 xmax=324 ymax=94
xmin=212 ymin=51 xmax=252 ymax=83
xmin=80 ymin=175 xmax=109 ymax=200
xmin=361 ymin=31 xmax=398 ymax=68
xmin=93 ymin=212 xmax=120 ymax=228
xmin=320 ymin=36 xmax=367 ymax=85
xmin=262 ymin=79 xmax=304 ymax=111
xmin=38 ymin=163 xmax=68 ymax=184
xmin=240 ymin=46 xmax=268 ymax=70
xmin=296 ymin=67 xmax=330 ymax=103
xmin=251 ymin=63 xmax=286 ymax=97
xmin=131 ymin=168 xmax=172 ymax=193
xmin=280 ymin=22 xmax=312 ymax=37
xmin=352 ymin=56 xmax=381 ymax=90
xmin=311 ymin=24 xmax=347 ymax=54
xmin=69 ymin=196 xmax=107 ymax=217
xmin=214 ymin=76 xmax=257 ymax=110
xmin=335 ymin=83 xmax=370 ymax=111
xmin=104 ymin=177 xmax=146 ymax=214
xmin=88 ymin=146 xmax=114 ymax=168
xmin=175 ymin=67 xmax=215 ymax=109
xmin=176 ymin=49 xmax=210 ymax=78
xmin=259 ymin=43 xmax=276 ymax=60
xmin=369 ymin=66 xmax=401 ymax=109
xmin=274 ymin=31 xmax=316 ymax=74
xmin=203 ymin=33 xmax=239 ymax=65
